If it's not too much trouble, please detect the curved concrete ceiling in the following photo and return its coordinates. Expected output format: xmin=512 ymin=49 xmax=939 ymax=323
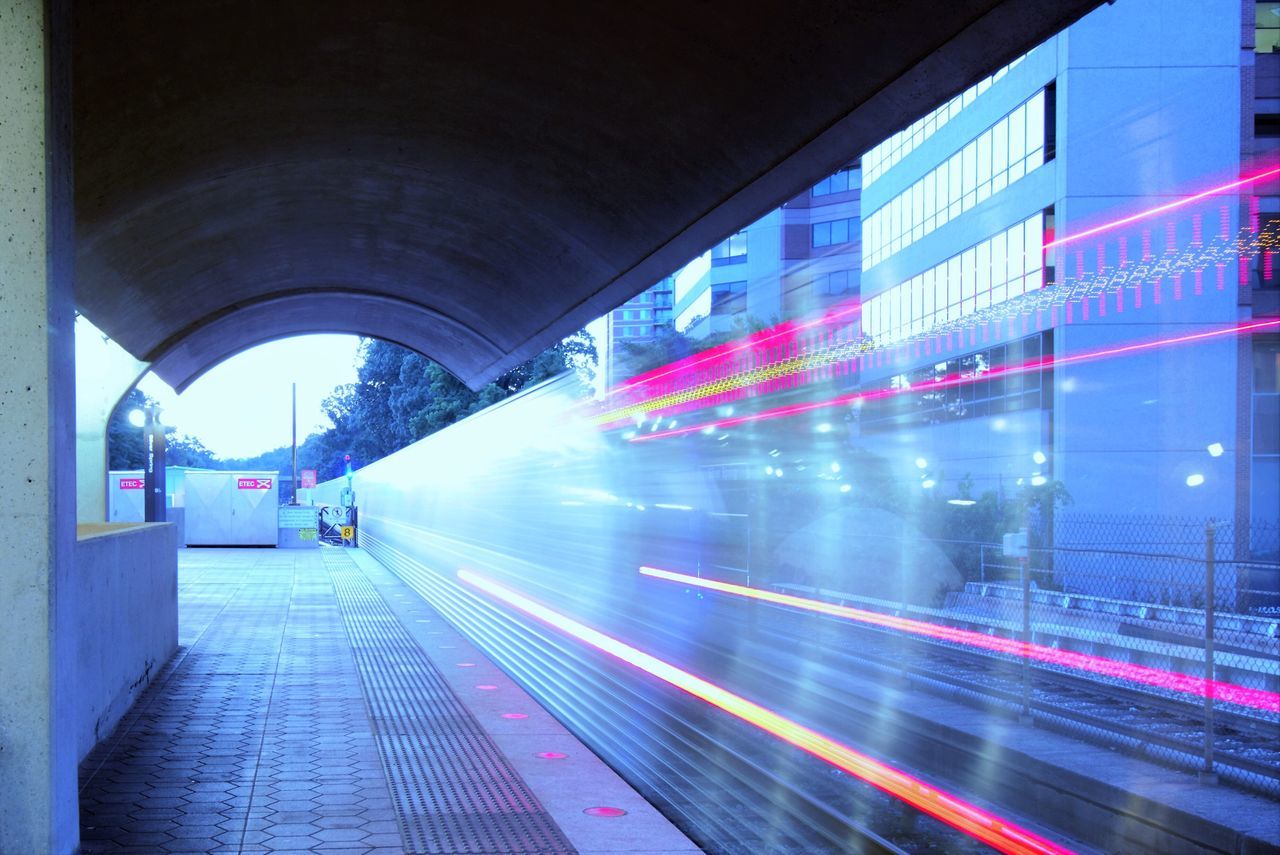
xmin=73 ymin=1 xmax=1101 ymax=390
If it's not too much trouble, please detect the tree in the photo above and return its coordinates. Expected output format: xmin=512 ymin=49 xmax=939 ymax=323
xmin=312 ymin=330 xmax=597 ymax=473
xmin=165 ymin=435 xmax=217 ymax=468
xmin=107 ymin=388 xmax=151 ymax=469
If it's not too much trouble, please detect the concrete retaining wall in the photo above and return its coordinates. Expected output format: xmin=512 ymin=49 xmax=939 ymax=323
xmin=73 ymin=523 xmax=178 ymax=760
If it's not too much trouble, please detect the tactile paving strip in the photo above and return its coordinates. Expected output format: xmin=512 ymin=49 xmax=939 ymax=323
xmin=323 ymin=550 xmax=576 ymax=855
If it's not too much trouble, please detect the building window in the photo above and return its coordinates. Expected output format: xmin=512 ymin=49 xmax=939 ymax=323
xmin=812 ymin=167 xmax=856 ymax=197
xmin=712 ymin=231 xmax=748 ymax=263
xmin=711 ymin=280 xmax=747 ymax=314
xmin=862 ymin=90 xmax=1049 ymax=270
xmin=1254 ymin=337 xmax=1280 ymax=554
xmin=812 ymin=269 xmax=855 ymax=297
xmin=1258 ymin=3 xmax=1280 ymax=52
xmin=812 ymin=218 xmax=854 ymax=248
xmin=861 ymin=212 xmax=1043 ymax=344
xmin=862 ymin=53 xmax=1029 ymax=188
xmin=1257 ymin=214 xmax=1280 ymax=290
xmin=859 ymin=332 xmax=1051 ymax=432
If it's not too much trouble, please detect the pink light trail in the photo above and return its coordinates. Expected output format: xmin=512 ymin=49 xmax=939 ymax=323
xmin=628 ymin=318 xmax=1280 ymax=442
xmin=638 ymin=567 xmax=1280 ymax=714
xmin=459 ymin=569 xmax=1075 ymax=855
xmin=1044 ymin=165 xmax=1280 ymax=250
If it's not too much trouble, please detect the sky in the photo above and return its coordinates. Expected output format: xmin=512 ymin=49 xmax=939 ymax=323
xmin=137 ymin=335 xmax=363 ymax=459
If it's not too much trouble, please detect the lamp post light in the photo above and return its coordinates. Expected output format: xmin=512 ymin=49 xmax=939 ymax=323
xmin=130 ymin=404 xmax=167 ymax=523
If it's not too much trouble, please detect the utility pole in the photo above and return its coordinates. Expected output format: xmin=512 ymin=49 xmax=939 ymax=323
xmin=290 ymin=382 xmax=299 ymax=505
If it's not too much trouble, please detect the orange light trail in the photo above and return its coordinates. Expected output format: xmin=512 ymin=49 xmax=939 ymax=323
xmin=638 ymin=567 xmax=1280 ymax=714
xmin=459 ymin=569 xmax=1075 ymax=855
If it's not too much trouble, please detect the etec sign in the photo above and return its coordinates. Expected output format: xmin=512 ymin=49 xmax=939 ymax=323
xmin=238 ymin=478 xmax=273 ymax=490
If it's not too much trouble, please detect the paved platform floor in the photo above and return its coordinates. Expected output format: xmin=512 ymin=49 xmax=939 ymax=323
xmin=79 ymin=547 xmax=697 ymax=855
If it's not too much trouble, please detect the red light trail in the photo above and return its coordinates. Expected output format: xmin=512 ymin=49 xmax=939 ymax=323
xmin=628 ymin=318 xmax=1280 ymax=442
xmin=459 ymin=569 xmax=1076 ymax=855
xmin=637 ymin=567 xmax=1280 ymax=714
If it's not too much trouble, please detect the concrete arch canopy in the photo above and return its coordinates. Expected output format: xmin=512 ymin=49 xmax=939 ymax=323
xmin=72 ymin=1 xmax=1100 ymax=389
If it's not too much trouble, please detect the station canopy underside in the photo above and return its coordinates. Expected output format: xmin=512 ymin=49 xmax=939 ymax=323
xmin=73 ymin=1 xmax=1100 ymax=391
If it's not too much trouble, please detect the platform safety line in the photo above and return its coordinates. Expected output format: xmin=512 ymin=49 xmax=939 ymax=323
xmin=637 ymin=567 xmax=1280 ymax=715
xmin=459 ymin=569 xmax=1075 ymax=855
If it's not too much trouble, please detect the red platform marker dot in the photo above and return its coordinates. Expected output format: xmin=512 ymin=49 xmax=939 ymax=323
xmin=457 ymin=662 xmax=475 ymax=668
xmin=584 ymin=806 xmax=627 ymax=817
xmin=501 ymin=713 xmax=528 ymax=720
xmin=475 ymin=684 xmax=498 ymax=690
xmin=535 ymin=751 xmax=567 ymax=760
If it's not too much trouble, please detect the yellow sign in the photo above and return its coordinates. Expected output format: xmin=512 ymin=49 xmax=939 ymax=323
xmin=341 ymin=526 xmax=355 ymax=540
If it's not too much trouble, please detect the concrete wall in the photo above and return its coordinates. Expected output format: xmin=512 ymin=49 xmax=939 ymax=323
xmin=73 ymin=523 xmax=178 ymax=761
xmin=75 ymin=315 xmax=148 ymax=523
xmin=0 ymin=0 xmax=80 ymax=851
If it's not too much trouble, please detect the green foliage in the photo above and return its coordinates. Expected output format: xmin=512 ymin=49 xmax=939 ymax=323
xmin=913 ymin=474 xmax=1074 ymax=584
xmin=165 ymin=435 xmax=218 ymax=468
xmin=107 ymin=388 xmax=150 ymax=469
xmin=110 ymin=389 xmax=221 ymax=470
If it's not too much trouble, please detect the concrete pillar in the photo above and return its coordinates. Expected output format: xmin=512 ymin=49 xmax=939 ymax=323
xmin=0 ymin=0 xmax=80 ymax=852
xmin=75 ymin=315 xmax=148 ymax=522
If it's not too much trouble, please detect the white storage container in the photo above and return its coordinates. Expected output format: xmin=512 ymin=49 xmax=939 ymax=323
xmin=185 ymin=471 xmax=280 ymax=546
xmin=107 ymin=470 xmax=146 ymax=522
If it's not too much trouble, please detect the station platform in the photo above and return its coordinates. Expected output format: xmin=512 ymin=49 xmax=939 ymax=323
xmin=78 ymin=547 xmax=698 ymax=855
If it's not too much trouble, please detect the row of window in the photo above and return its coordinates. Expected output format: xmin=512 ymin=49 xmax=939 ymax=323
xmin=618 ymin=308 xmax=652 ymax=321
xmin=861 ymin=213 xmax=1043 ymax=345
xmin=862 ymin=55 xmax=1027 ymax=189
xmin=858 ymin=333 xmax=1051 ymax=433
xmin=812 ymin=217 xmax=856 ymax=248
xmin=863 ymin=89 xmax=1049 ymax=270
xmin=811 ymin=166 xmax=857 ymax=197
xmin=617 ymin=324 xmax=655 ymax=338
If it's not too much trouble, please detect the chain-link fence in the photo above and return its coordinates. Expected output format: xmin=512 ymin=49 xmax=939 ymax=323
xmin=773 ymin=514 xmax=1280 ymax=795
xmin=921 ymin=513 xmax=1280 ymax=794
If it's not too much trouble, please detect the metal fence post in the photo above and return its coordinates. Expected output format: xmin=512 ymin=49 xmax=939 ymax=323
xmin=1201 ymin=520 xmax=1217 ymax=784
xmin=1020 ymin=554 xmax=1032 ymax=723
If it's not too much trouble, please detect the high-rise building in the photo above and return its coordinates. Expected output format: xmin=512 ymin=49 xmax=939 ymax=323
xmin=598 ymin=0 xmax=1275 ymax=550
xmin=599 ymin=166 xmax=861 ymax=386
xmin=854 ymin=0 xmax=1277 ymax=545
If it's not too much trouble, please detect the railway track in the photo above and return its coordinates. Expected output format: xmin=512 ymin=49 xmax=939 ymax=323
xmin=747 ymin=590 xmax=1280 ymax=795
